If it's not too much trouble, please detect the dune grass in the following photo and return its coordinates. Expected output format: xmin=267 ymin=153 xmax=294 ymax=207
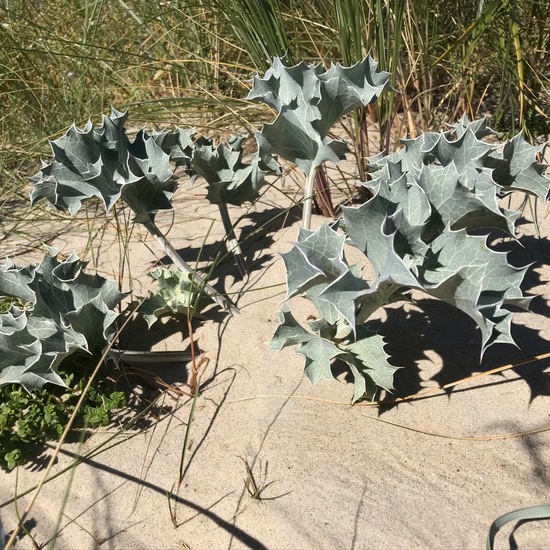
xmin=1 ymin=0 xmax=548 ymax=215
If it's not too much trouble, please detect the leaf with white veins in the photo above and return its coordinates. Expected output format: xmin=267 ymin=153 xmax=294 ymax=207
xmin=271 ymin=116 xmax=545 ymax=401
xmin=0 ymin=251 xmax=124 ymax=391
xmin=247 ymin=56 xmax=391 ymax=174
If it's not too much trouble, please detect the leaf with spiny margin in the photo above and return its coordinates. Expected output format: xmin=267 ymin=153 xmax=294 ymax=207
xmin=0 ymin=307 xmax=84 ymax=390
xmin=267 ymin=305 xmax=311 ymax=351
xmin=450 ymin=114 xmax=495 ymax=140
xmin=272 ymin=116 xmax=538 ymax=401
xmin=247 ymin=56 xmax=391 ymax=173
xmin=485 ymin=132 xmax=549 ymax=200
xmin=138 ymin=267 xmax=209 ymax=328
xmin=30 ymin=108 xmax=183 ymax=222
xmin=268 ymin=305 xmax=395 ymax=402
xmin=0 ymin=250 xmax=124 ymax=391
xmin=0 ymin=259 xmax=36 ymax=304
xmin=148 ymin=127 xmax=201 ymax=171
xmin=363 ymin=121 xmax=530 ymax=237
xmin=344 ymin=196 xmax=530 ymax=353
xmin=190 ymin=135 xmax=279 ymax=206
xmin=341 ymin=327 xmax=397 ymax=402
xmin=435 ymin=127 xmax=495 ymax=174
xmin=281 ymin=223 xmax=369 ymax=332
xmin=419 ymin=227 xmax=531 ymax=352
xmin=267 ymin=305 xmax=344 ymax=384
xmin=369 ymin=117 xmax=549 ymax=206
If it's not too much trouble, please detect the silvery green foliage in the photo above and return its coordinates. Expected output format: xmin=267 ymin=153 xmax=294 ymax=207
xmin=0 ymin=249 xmax=124 ymax=391
xmin=30 ymin=108 xmax=194 ymax=222
xmin=29 ymin=109 xmax=242 ymax=315
xmin=269 ymin=118 xmax=549 ymax=402
xmin=246 ymin=56 xmax=392 ymax=174
xmin=139 ymin=267 xmax=207 ymax=328
xmin=191 ymin=134 xmax=280 ymax=206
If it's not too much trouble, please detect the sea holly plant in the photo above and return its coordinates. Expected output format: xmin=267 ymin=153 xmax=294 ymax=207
xmin=190 ymin=134 xmax=280 ymax=278
xmin=138 ymin=267 xmax=210 ymax=328
xmin=246 ymin=56 xmax=392 ymax=229
xmin=0 ymin=248 xmax=124 ymax=392
xmin=269 ymin=117 xmax=550 ymax=402
xmin=30 ymin=108 xmax=240 ymax=315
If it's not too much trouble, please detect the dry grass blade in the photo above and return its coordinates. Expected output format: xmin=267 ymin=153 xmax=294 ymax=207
xmin=229 ymin=351 xmax=550 ymax=407
xmin=239 ymin=456 xmax=277 ymax=501
xmin=359 ymin=414 xmax=550 ymax=442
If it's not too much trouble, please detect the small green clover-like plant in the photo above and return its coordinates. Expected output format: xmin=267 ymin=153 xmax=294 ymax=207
xmin=247 ymin=56 xmax=392 ymax=228
xmin=0 ymin=370 xmax=125 ymax=470
xmin=0 ymin=248 xmax=124 ymax=392
xmin=269 ymin=117 xmax=549 ymax=402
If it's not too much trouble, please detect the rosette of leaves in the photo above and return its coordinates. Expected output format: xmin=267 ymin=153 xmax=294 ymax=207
xmin=246 ymin=56 xmax=392 ymax=229
xmin=0 ymin=248 xmax=124 ymax=392
xmin=30 ymin=108 xmax=239 ymax=315
xmin=269 ymin=118 xmax=549 ymax=402
xmin=139 ymin=267 xmax=210 ymax=328
xmin=190 ymin=135 xmax=280 ymax=277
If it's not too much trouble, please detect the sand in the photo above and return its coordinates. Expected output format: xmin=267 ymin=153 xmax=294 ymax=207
xmin=0 ymin=163 xmax=549 ymax=550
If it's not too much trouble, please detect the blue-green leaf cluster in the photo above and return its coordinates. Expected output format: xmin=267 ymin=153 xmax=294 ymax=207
xmin=191 ymin=134 xmax=280 ymax=206
xmin=30 ymin=108 xmax=195 ymax=221
xmin=247 ymin=56 xmax=392 ymax=173
xmin=270 ymin=118 xmax=549 ymax=402
xmin=138 ymin=267 xmax=210 ymax=328
xmin=0 ymin=249 xmax=124 ymax=392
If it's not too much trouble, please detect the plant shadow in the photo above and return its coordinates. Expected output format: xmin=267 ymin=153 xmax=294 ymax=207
xmin=369 ymin=298 xmax=550 ymax=405
xmin=166 ymin=206 xmax=301 ymax=292
xmin=366 ymin=232 xmax=550 ymax=408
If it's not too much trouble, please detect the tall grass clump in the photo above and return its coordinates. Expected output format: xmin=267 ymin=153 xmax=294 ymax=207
xmin=1 ymin=0 xmax=548 ymax=221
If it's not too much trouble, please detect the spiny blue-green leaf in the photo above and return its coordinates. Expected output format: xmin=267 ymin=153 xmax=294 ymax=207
xmin=485 ymin=132 xmax=549 ymax=200
xmin=138 ymin=267 xmax=208 ymax=328
xmin=342 ymin=201 xmax=420 ymax=286
xmin=420 ymin=228 xmax=531 ymax=352
xmin=254 ymin=112 xmax=350 ymax=174
xmin=0 ymin=251 xmax=124 ymax=391
xmin=365 ymin=133 xmax=517 ymax=236
xmin=268 ymin=305 xmax=395 ymax=401
xmin=370 ymin=116 xmax=549 ymax=207
xmin=297 ymin=335 xmax=344 ymax=384
xmin=247 ymin=56 xmax=391 ymax=173
xmin=148 ymin=127 xmax=199 ymax=170
xmin=0 ymin=308 xmax=74 ymax=390
xmin=0 ymin=259 xmax=36 ymax=304
xmin=267 ymin=305 xmax=344 ymax=384
xmin=341 ymin=327 xmax=397 ymax=402
xmin=272 ymin=116 xmax=540 ymax=402
xmin=281 ymin=223 xmax=370 ymax=332
xmin=267 ymin=305 xmax=312 ymax=351
xmin=190 ymin=136 xmax=279 ymax=206
xmin=30 ymin=108 xmax=182 ymax=221
xmin=342 ymin=192 xmax=530 ymax=352
xmin=450 ymin=114 xmax=495 ymax=140
xmin=64 ymin=298 xmax=119 ymax=355
xmin=316 ymin=57 xmax=394 ymax=135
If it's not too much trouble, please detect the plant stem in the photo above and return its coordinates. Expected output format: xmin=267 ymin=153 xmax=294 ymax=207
xmin=303 ymin=164 xmax=319 ymax=230
xmin=141 ymin=217 xmax=240 ymax=316
xmin=218 ymin=203 xmax=247 ymax=279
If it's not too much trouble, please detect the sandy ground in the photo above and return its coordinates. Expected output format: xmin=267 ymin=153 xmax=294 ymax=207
xmin=1 ymin=159 xmax=549 ymax=550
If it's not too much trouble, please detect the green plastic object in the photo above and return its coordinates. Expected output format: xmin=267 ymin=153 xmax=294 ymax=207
xmin=487 ymin=504 xmax=550 ymax=550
